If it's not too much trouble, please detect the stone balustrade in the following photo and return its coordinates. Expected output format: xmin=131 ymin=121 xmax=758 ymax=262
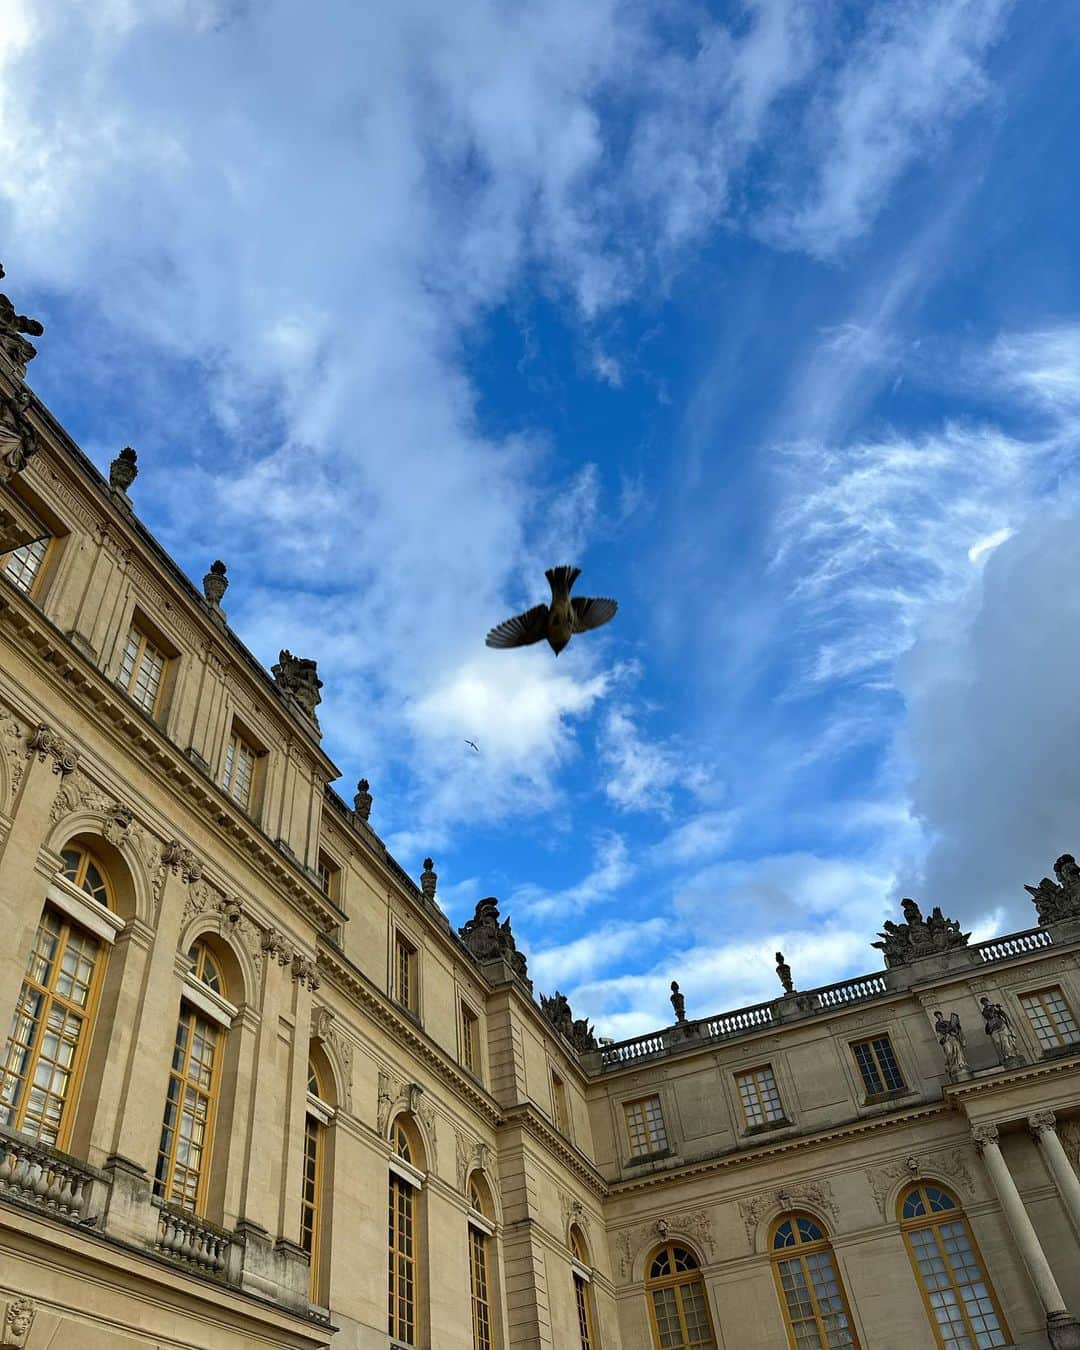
xmin=153 ymin=1200 xmax=235 ymax=1281
xmin=812 ymin=973 xmax=889 ymax=1008
xmin=973 ymin=927 xmax=1053 ymax=963
xmin=0 ymin=1126 xmax=98 ymax=1222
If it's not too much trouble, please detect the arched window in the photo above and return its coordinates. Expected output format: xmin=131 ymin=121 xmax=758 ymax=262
xmin=899 ymin=1184 xmax=1008 ymax=1349
xmin=571 ymin=1226 xmax=597 ymax=1350
xmin=389 ymin=1117 xmax=422 ymax=1345
xmin=771 ymin=1214 xmax=858 ymax=1348
xmin=468 ymin=1176 xmax=494 ymax=1350
xmin=61 ymin=847 xmax=111 ymax=906
xmin=0 ymin=848 xmax=113 ymax=1147
xmin=301 ymin=1055 xmax=332 ymax=1303
xmin=646 ymin=1243 xmax=717 ymax=1350
xmin=153 ymin=940 xmax=226 ymax=1213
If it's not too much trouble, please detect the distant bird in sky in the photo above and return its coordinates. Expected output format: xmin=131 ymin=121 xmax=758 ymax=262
xmin=465 ymin=739 xmax=480 ymax=753
xmin=485 ymin=565 xmax=618 ymax=656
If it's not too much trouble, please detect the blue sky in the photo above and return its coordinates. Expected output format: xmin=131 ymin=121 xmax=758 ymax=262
xmin=5 ymin=0 xmax=1080 ymax=1038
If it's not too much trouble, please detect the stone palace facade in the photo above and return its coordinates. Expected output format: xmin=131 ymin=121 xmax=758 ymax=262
xmin=2 ymin=268 xmax=1080 ymax=1350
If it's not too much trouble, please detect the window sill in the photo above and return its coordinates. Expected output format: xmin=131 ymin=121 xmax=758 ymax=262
xmin=862 ymin=1087 xmax=912 ymax=1106
xmin=625 ymin=1147 xmax=672 ymax=1167
xmin=743 ymin=1118 xmax=792 ymax=1137
xmin=1040 ymin=1042 xmax=1080 ymax=1061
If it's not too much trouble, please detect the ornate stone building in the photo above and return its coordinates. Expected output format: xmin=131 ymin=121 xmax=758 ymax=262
xmin=1 ymin=268 xmax=1080 ymax=1349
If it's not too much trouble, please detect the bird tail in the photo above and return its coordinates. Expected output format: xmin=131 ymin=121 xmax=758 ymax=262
xmin=545 ymin=565 xmax=581 ymax=597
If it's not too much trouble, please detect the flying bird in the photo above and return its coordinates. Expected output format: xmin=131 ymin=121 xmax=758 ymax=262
xmin=485 ymin=566 xmax=618 ymax=656
xmin=465 ymin=740 xmax=480 ymax=753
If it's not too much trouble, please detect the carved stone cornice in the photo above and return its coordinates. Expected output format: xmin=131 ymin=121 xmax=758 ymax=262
xmin=317 ymin=943 xmax=502 ymax=1129
xmin=0 ymin=586 xmax=342 ymax=939
xmin=497 ymin=1102 xmax=609 ymax=1201
xmin=608 ymin=1102 xmax=954 ymax=1196
xmin=26 ymin=722 xmax=78 ymax=776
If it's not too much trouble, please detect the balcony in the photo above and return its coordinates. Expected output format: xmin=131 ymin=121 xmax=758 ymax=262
xmin=0 ymin=1125 xmax=101 ymax=1224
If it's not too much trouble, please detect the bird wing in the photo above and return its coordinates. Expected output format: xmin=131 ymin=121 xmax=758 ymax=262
xmin=571 ymin=596 xmax=618 ymax=633
xmin=485 ymin=603 xmax=550 ymax=649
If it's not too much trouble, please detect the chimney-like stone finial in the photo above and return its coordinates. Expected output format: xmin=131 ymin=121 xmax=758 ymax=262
xmin=354 ymin=778 xmax=372 ymax=822
xmin=109 ymin=446 xmax=138 ymax=494
xmin=421 ymin=858 xmax=437 ymax=902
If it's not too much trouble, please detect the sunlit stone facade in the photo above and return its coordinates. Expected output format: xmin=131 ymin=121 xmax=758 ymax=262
xmin=2 ymin=308 xmax=1080 ymax=1349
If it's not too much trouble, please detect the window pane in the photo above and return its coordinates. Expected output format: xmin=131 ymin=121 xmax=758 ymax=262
xmin=3 ymin=536 xmax=49 ymax=593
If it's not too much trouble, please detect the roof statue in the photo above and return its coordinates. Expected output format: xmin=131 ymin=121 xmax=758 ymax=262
xmin=458 ymin=896 xmax=532 ymax=990
xmin=540 ymin=990 xmax=598 ymax=1053
xmin=271 ymin=649 xmax=323 ymax=724
xmin=0 ymin=262 xmax=44 ymax=379
xmin=872 ymin=897 xmax=970 ymax=968
xmin=1024 ymin=852 xmax=1080 ymax=924
xmin=0 ymin=385 xmax=38 ymax=484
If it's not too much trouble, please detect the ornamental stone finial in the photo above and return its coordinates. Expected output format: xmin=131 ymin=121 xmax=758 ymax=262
xmin=354 ymin=778 xmax=372 ymax=821
xmin=109 ymin=446 xmax=138 ymax=494
xmin=421 ymin=857 xmax=437 ymax=902
xmin=775 ymin=951 xmax=794 ymax=994
xmin=202 ymin=559 xmax=228 ymax=608
xmin=670 ymin=980 xmax=686 ymax=1023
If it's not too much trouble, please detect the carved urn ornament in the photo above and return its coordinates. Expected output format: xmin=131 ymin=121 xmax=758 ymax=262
xmin=353 ymin=777 xmax=373 ymax=821
xmin=420 ymin=858 xmax=437 ymax=902
xmin=670 ymin=980 xmax=686 ymax=1023
xmin=202 ymin=559 xmax=228 ymax=607
xmin=109 ymin=446 xmax=138 ymax=493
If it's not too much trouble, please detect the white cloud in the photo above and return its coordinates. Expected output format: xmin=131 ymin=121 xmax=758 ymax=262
xmin=762 ymin=0 xmax=1013 ymax=257
xmin=600 ymin=704 xmax=708 ymax=814
xmin=528 ymin=917 xmax=667 ymax=990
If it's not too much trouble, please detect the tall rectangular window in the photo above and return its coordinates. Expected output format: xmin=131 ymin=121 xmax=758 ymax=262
xmin=154 ymin=1004 xmax=220 ymax=1212
xmin=222 ymin=727 xmax=257 ymax=811
xmin=388 ymin=1173 xmax=416 ymax=1343
xmin=1 ymin=908 xmax=103 ymax=1148
xmin=2 ymin=536 xmax=49 ymax=595
xmin=736 ymin=1065 xmax=785 ymax=1128
xmin=623 ymin=1094 xmax=668 ymax=1156
xmin=1019 ymin=987 xmax=1080 ymax=1051
xmin=461 ymin=1002 xmax=479 ymax=1074
xmin=852 ymin=1035 xmax=905 ymax=1096
xmin=300 ymin=1114 xmax=322 ymax=1300
xmin=395 ymin=934 xmax=418 ymax=1013
xmin=551 ymin=1071 xmax=568 ymax=1134
xmin=316 ymin=851 xmax=339 ymax=900
xmin=469 ymin=1226 xmax=493 ymax=1350
xmin=574 ymin=1273 xmax=595 ymax=1349
xmin=118 ymin=626 xmax=168 ymax=715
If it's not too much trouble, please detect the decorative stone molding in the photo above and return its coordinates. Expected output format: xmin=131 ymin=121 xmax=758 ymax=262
xmin=180 ymin=882 xmax=265 ymax=1001
xmin=1029 ymin=1109 xmax=1058 ymax=1139
xmin=291 ymin=952 xmax=320 ymax=991
xmin=310 ymin=1005 xmax=353 ymax=1111
xmin=1 ymin=1296 xmax=36 ymax=1349
xmin=27 ymin=722 xmax=79 ymax=776
xmin=971 ymin=1123 xmax=1000 ymax=1154
xmin=261 ymin=927 xmax=294 ymax=967
xmin=162 ymin=839 xmax=204 ymax=884
xmin=1 ymin=713 xmax=27 ymax=800
xmin=738 ymin=1180 xmax=838 ymax=1250
xmin=378 ymin=1071 xmax=438 ymax=1171
xmin=559 ymin=1189 xmax=590 ymax=1239
xmin=866 ymin=1149 xmax=977 ymax=1218
xmin=617 ymin=1210 xmax=716 ymax=1279
xmin=454 ymin=1130 xmax=492 ymax=1194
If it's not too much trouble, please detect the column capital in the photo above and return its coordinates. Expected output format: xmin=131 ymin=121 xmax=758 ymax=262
xmin=971 ymin=1122 xmax=1000 ymax=1153
xmin=1029 ymin=1109 xmax=1057 ymax=1140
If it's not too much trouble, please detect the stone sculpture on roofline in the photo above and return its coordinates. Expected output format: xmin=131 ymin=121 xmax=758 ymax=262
xmin=271 ymin=649 xmax=323 ymax=727
xmin=872 ymin=897 xmax=970 ymax=968
xmin=539 ymin=990 xmax=597 ymax=1053
xmin=1025 ymin=853 xmax=1080 ymax=925
xmin=458 ymin=896 xmax=532 ymax=991
xmin=0 ymin=262 xmax=44 ymax=379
